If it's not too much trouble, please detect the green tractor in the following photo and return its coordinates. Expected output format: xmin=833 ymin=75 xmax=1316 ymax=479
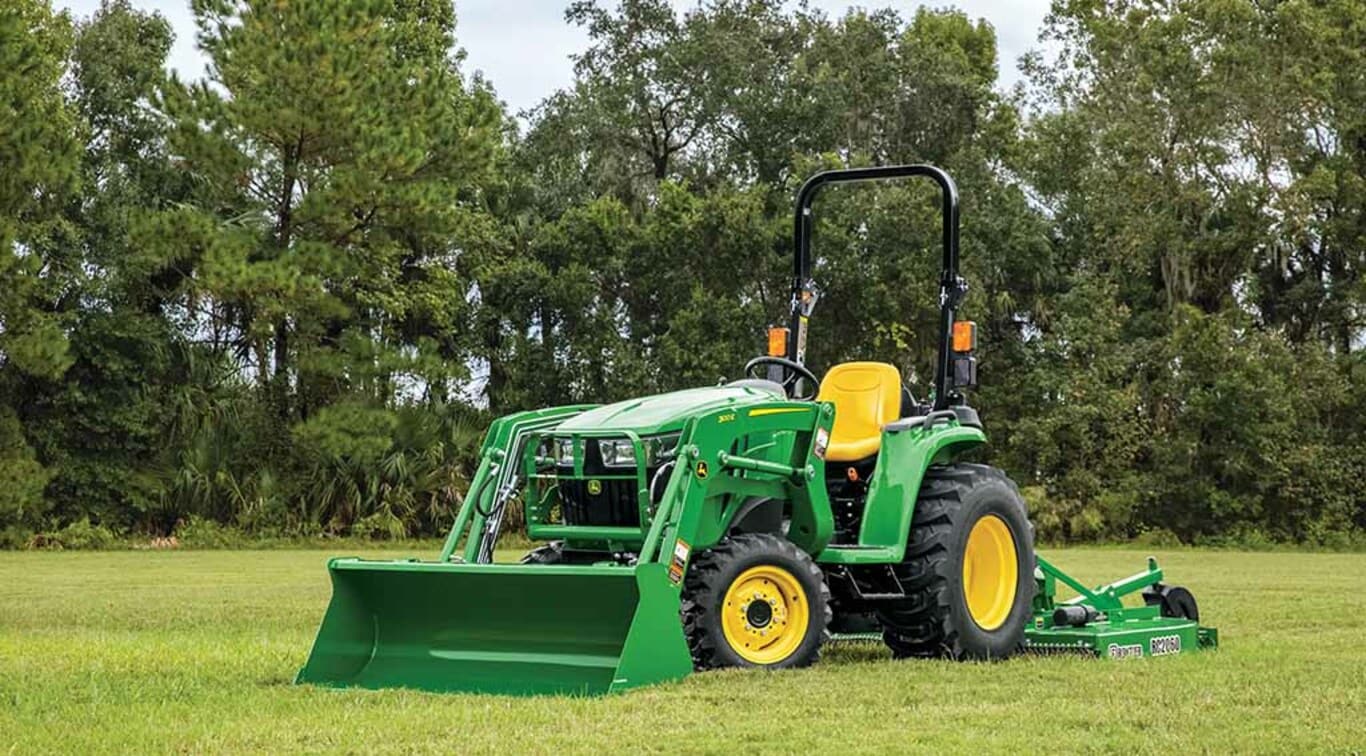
xmin=297 ymin=165 xmax=1217 ymax=696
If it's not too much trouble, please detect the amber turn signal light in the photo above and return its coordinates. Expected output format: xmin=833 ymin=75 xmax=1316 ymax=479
xmin=767 ymin=327 xmax=789 ymax=357
xmin=952 ymin=321 xmax=976 ymax=353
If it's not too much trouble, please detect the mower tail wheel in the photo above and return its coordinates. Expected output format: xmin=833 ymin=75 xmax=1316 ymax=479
xmin=1143 ymin=583 xmax=1200 ymax=622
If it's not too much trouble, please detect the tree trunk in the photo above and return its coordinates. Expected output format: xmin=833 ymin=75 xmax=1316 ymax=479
xmin=270 ymin=131 xmax=302 ymax=420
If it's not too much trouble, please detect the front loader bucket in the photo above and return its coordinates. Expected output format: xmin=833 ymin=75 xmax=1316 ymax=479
xmin=295 ymin=559 xmax=693 ymax=696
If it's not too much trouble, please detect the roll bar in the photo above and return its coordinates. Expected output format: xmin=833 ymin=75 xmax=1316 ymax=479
xmin=787 ymin=164 xmax=966 ymax=411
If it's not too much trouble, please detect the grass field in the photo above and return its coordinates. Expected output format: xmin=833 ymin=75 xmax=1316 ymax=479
xmin=2 ymin=548 xmax=1364 ymax=754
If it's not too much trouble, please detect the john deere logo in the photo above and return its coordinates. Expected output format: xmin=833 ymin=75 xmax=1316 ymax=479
xmin=587 ymin=479 xmax=602 ymax=495
xmin=695 ymin=461 xmax=709 ymax=479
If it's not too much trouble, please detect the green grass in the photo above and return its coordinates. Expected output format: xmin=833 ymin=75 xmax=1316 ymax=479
xmin=2 ymin=549 xmax=1364 ymax=754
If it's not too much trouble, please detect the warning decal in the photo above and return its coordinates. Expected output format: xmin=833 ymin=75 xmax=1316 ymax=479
xmin=668 ymin=539 xmax=691 ymax=585
xmin=813 ymin=427 xmax=830 ymax=459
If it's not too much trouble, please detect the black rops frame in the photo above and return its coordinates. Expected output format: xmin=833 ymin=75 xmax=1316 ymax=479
xmin=787 ymin=164 xmax=966 ymax=411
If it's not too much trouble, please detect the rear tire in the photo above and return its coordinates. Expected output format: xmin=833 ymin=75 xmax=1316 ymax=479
xmin=877 ymin=463 xmax=1034 ymax=660
xmin=682 ymin=533 xmax=832 ymax=670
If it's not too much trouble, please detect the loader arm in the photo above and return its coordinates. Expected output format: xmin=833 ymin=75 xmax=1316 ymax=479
xmin=439 ymin=404 xmax=597 ymax=564
xmin=642 ymin=399 xmax=838 ymax=563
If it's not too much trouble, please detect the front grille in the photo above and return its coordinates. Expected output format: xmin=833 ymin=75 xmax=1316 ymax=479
xmin=558 ymin=477 xmax=641 ymax=527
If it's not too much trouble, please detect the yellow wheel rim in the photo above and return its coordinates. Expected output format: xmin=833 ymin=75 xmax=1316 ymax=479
xmin=720 ymin=565 xmax=810 ymax=664
xmin=962 ymin=514 xmax=1019 ymax=631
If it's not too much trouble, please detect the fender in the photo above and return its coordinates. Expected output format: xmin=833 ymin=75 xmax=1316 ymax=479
xmin=816 ymin=413 xmax=986 ymax=564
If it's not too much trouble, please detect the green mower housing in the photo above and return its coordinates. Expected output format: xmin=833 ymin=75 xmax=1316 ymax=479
xmin=297 ymin=165 xmax=1218 ymax=696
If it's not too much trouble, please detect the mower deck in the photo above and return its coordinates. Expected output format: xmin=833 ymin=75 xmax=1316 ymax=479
xmin=1024 ymin=554 xmax=1218 ymax=658
xmin=1024 ymin=616 xmax=1218 ymax=658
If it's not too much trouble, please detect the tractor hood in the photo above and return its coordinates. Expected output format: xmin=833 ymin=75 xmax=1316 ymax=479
xmin=556 ymin=383 xmax=785 ymax=435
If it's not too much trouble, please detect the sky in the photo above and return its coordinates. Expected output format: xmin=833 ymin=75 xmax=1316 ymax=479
xmin=53 ymin=0 xmax=1053 ymax=115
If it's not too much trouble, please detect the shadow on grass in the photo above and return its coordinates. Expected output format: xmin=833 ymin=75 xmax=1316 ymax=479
xmin=821 ymin=640 xmax=893 ymax=664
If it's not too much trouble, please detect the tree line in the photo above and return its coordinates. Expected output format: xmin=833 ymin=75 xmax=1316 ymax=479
xmin=1 ymin=0 xmax=1362 ymax=547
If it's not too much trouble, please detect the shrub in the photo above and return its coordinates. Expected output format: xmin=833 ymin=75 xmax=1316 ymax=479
xmin=175 ymin=516 xmax=239 ymax=549
xmin=29 ymin=518 xmax=120 ymax=550
xmin=0 ymin=407 xmax=51 ymax=531
xmin=1132 ymin=528 xmax=1184 ymax=548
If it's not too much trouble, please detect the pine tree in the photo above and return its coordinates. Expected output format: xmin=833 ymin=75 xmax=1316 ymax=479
xmin=156 ymin=0 xmax=504 ymax=422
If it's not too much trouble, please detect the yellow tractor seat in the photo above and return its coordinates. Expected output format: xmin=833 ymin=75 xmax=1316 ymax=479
xmin=816 ymin=362 xmax=903 ymax=462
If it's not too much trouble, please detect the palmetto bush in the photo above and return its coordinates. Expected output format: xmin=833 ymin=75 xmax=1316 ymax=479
xmin=155 ymin=375 xmax=488 ymax=538
xmin=291 ymin=401 xmax=486 ymax=537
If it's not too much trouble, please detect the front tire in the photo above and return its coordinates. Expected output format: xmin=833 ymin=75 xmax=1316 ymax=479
xmin=682 ymin=533 xmax=832 ymax=670
xmin=877 ymin=463 xmax=1034 ymax=660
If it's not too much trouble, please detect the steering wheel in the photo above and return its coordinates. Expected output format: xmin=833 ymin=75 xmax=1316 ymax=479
xmin=744 ymin=356 xmax=820 ymax=400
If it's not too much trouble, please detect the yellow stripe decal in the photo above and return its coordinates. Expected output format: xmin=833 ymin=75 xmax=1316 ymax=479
xmin=748 ymin=407 xmax=812 ymax=417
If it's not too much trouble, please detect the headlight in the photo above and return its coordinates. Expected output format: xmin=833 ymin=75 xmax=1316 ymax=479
xmin=597 ymin=433 xmax=681 ymax=468
xmin=647 ymin=433 xmax=681 ymax=463
xmin=554 ymin=438 xmax=575 ymax=465
xmin=598 ymin=439 xmax=636 ymax=467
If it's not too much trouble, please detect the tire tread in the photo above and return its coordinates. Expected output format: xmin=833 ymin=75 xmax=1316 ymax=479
xmin=682 ymin=533 xmax=832 ymax=670
xmin=877 ymin=463 xmax=1032 ymax=660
